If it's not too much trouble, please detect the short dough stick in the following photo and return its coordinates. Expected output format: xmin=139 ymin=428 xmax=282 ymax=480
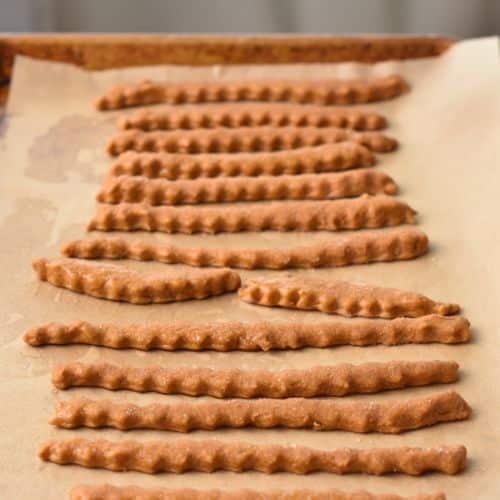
xmin=69 ymin=484 xmax=446 ymax=500
xmin=87 ymin=195 xmax=417 ymax=234
xmin=51 ymin=360 xmax=459 ymax=397
xmin=23 ymin=315 xmax=471 ymax=351
xmin=96 ymin=170 xmax=397 ymax=205
xmin=52 ymin=390 xmax=471 ymax=433
xmin=32 ymin=257 xmax=240 ymax=304
xmin=238 ymin=276 xmax=459 ymax=318
xmin=62 ymin=227 xmax=427 ymax=270
xmin=117 ymin=103 xmax=387 ymax=131
xmin=39 ymin=438 xmax=466 ymax=475
xmin=95 ymin=75 xmax=408 ymax=109
xmin=106 ymin=127 xmax=397 ymax=156
xmin=108 ymin=143 xmax=376 ymax=180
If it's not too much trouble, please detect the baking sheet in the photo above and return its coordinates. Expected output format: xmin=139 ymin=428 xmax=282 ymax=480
xmin=0 ymin=37 xmax=499 ymax=499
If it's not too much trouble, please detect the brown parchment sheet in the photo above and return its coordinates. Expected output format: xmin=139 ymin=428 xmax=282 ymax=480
xmin=0 ymin=37 xmax=499 ymax=499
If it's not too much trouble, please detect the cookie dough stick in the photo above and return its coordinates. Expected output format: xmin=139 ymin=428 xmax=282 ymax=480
xmin=32 ymin=258 xmax=240 ymax=304
xmin=239 ymin=276 xmax=459 ymax=318
xmin=118 ymin=103 xmax=387 ymax=131
xmin=96 ymin=170 xmax=398 ymax=205
xmin=62 ymin=227 xmax=427 ymax=270
xmin=23 ymin=315 xmax=471 ymax=351
xmin=39 ymin=438 xmax=466 ymax=475
xmin=69 ymin=484 xmax=446 ymax=500
xmin=106 ymin=127 xmax=397 ymax=156
xmin=108 ymin=143 xmax=376 ymax=180
xmin=51 ymin=360 xmax=459 ymax=398
xmin=52 ymin=390 xmax=471 ymax=433
xmin=87 ymin=195 xmax=417 ymax=234
xmin=95 ymin=74 xmax=408 ymax=109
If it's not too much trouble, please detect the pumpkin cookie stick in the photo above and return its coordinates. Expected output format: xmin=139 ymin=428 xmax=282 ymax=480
xmin=97 ymin=170 xmax=397 ymax=205
xmin=106 ymin=127 xmax=397 ymax=156
xmin=87 ymin=195 xmax=416 ymax=234
xmin=51 ymin=360 xmax=459 ymax=397
xmin=118 ymin=103 xmax=387 ymax=131
xmin=23 ymin=315 xmax=471 ymax=351
xmin=38 ymin=438 xmax=466 ymax=475
xmin=69 ymin=484 xmax=446 ymax=500
xmin=52 ymin=390 xmax=471 ymax=433
xmin=108 ymin=143 xmax=375 ymax=180
xmin=32 ymin=258 xmax=240 ymax=304
xmin=95 ymin=75 xmax=408 ymax=110
xmin=62 ymin=227 xmax=427 ymax=270
xmin=239 ymin=276 xmax=459 ymax=318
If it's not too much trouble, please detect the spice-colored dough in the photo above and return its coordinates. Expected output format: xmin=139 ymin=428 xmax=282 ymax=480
xmin=106 ymin=127 xmax=397 ymax=156
xmin=117 ymin=103 xmax=387 ymax=131
xmin=23 ymin=315 xmax=471 ymax=351
xmin=62 ymin=227 xmax=427 ymax=270
xmin=238 ymin=275 xmax=459 ymax=318
xmin=52 ymin=390 xmax=470 ymax=433
xmin=108 ymin=143 xmax=375 ymax=180
xmin=95 ymin=75 xmax=408 ymax=109
xmin=69 ymin=484 xmax=446 ymax=500
xmin=96 ymin=170 xmax=397 ymax=205
xmin=32 ymin=257 xmax=240 ymax=304
xmin=87 ymin=195 xmax=416 ymax=234
xmin=51 ymin=360 xmax=459 ymax=397
xmin=38 ymin=438 xmax=466 ymax=475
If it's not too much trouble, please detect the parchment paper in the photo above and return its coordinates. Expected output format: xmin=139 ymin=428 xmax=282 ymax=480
xmin=1 ymin=37 xmax=499 ymax=499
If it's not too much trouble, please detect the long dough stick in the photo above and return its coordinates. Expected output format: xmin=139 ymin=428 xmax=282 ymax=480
xmin=87 ymin=195 xmax=417 ymax=234
xmin=38 ymin=438 xmax=466 ymax=475
xmin=23 ymin=315 xmax=471 ymax=351
xmin=32 ymin=258 xmax=240 ymax=304
xmin=239 ymin=276 xmax=459 ymax=318
xmin=95 ymin=75 xmax=408 ymax=110
xmin=106 ymin=127 xmax=397 ymax=156
xmin=62 ymin=227 xmax=427 ymax=270
xmin=108 ymin=143 xmax=376 ymax=180
xmin=96 ymin=170 xmax=397 ymax=205
xmin=69 ymin=484 xmax=446 ymax=500
xmin=52 ymin=390 xmax=471 ymax=433
xmin=51 ymin=360 xmax=459 ymax=397
xmin=118 ymin=103 xmax=387 ymax=131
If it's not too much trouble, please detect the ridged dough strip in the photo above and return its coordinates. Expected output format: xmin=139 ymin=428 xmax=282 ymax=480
xmin=69 ymin=484 xmax=446 ymax=500
xmin=95 ymin=75 xmax=408 ymax=109
xmin=38 ymin=438 xmax=466 ymax=475
xmin=23 ymin=315 xmax=471 ymax=351
xmin=32 ymin=257 xmax=240 ymax=304
xmin=108 ymin=143 xmax=375 ymax=180
xmin=62 ymin=227 xmax=427 ymax=270
xmin=117 ymin=103 xmax=387 ymax=131
xmin=238 ymin=276 xmax=459 ymax=318
xmin=97 ymin=170 xmax=397 ymax=205
xmin=87 ymin=195 xmax=417 ymax=234
xmin=52 ymin=390 xmax=471 ymax=433
xmin=106 ymin=127 xmax=397 ymax=156
xmin=51 ymin=360 xmax=459 ymax=398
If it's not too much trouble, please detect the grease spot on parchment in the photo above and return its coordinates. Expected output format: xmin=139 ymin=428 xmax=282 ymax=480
xmin=26 ymin=115 xmax=111 ymax=183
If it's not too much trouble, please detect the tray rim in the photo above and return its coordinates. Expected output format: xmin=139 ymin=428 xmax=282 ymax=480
xmin=0 ymin=33 xmax=455 ymax=106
